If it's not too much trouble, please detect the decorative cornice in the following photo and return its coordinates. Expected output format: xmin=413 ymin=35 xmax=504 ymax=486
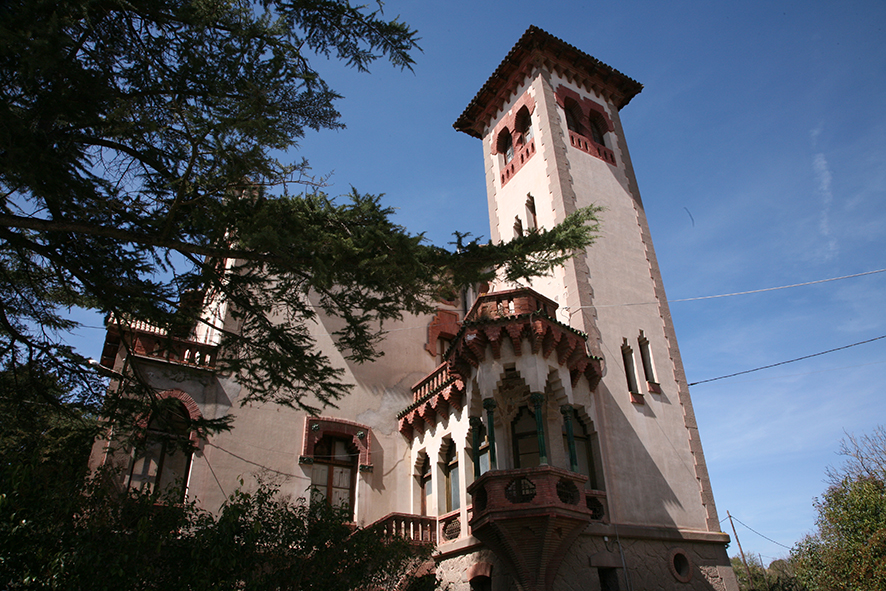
xmin=454 ymin=26 xmax=643 ymax=139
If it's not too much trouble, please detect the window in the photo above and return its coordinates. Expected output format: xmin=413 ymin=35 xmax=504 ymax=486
xmin=443 ymin=440 xmax=460 ymax=512
xmin=525 ymin=194 xmax=537 ymax=231
xmin=516 ymin=107 xmax=533 ymax=144
xmin=512 ymin=406 xmax=540 ymax=468
xmin=638 ymin=330 xmax=657 ymax=385
xmin=128 ymin=399 xmax=193 ymax=502
xmin=513 ymin=215 xmax=523 ymax=237
xmin=475 ymin=421 xmax=490 ymax=476
xmin=563 ymin=413 xmax=601 ymax=489
xmin=589 ymin=114 xmax=606 ymax=146
xmin=563 ymin=99 xmax=582 ymax=133
xmin=311 ymin=435 xmax=358 ymax=519
xmin=621 ymin=339 xmax=639 ymax=395
xmin=419 ymin=453 xmax=432 ymax=516
xmin=497 ymin=129 xmax=515 ymax=164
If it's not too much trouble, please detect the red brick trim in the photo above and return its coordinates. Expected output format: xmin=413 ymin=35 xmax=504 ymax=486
xmin=491 ymin=90 xmax=538 ymax=186
xmin=133 ymin=389 xmax=204 ymax=445
xmin=555 ymin=86 xmax=617 ymax=165
xmin=159 ymin=389 xmax=202 ymax=422
xmin=301 ymin=417 xmax=372 ymax=470
xmin=425 ymin=309 xmax=460 ymax=357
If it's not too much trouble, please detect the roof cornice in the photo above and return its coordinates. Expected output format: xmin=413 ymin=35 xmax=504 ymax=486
xmin=453 ymin=26 xmax=643 ymax=139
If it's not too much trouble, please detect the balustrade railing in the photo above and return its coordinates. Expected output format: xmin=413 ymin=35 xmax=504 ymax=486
xmin=466 ymin=289 xmax=558 ymax=322
xmin=411 ymin=363 xmax=452 ymax=403
xmin=371 ymin=513 xmax=437 ymax=545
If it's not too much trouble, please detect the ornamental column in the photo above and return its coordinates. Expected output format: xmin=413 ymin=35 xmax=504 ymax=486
xmin=530 ymin=392 xmax=548 ymax=465
xmin=483 ymin=398 xmax=498 ymax=470
xmin=560 ymin=405 xmax=579 ymax=472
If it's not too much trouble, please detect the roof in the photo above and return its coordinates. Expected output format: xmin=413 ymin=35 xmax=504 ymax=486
xmin=453 ymin=26 xmax=643 ymax=139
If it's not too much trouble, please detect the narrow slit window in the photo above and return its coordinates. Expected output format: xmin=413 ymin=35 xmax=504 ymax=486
xmin=621 ymin=339 xmax=639 ymax=394
xmin=525 ymin=194 xmax=537 ymax=231
xmin=638 ymin=331 xmax=657 ymax=384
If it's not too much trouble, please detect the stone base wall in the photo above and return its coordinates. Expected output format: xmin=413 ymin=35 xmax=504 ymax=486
xmin=433 ymin=533 xmax=739 ymax=591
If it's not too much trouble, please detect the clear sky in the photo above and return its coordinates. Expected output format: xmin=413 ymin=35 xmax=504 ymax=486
xmin=67 ymin=0 xmax=886 ymax=564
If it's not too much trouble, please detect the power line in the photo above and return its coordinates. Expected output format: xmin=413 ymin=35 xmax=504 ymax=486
xmin=670 ymin=268 xmax=886 ymax=303
xmin=730 ymin=515 xmax=793 ymax=550
xmin=689 ymin=334 xmax=886 ymax=386
xmin=572 ymin=267 xmax=886 ymax=311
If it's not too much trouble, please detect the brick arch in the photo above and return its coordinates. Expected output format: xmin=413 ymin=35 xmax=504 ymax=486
xmin=300 ymin=417 xmax=373 ymax=471
xmin=554 ymin=85 xmax=614 ymax=132
xmin=490 ymin=91 xmax=537 ymax=155
xmin=157 ymin=388 xmax=202 ymax=422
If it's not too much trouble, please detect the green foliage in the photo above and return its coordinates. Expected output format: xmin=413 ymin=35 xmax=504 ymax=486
xmin=0 ymin=363 xmax=428 ymax=590
xmin=2 ymin=477 xmax=427 ymax=590
xmin=792 ymin=476 xmax=886 ymax=591
xmin=0 ymin=0 xmax=599 ymax=419
xmin=730 ymin=555 xmax=804 ymax=591
xmin=790 ymin=426 xmax=886 ymax=591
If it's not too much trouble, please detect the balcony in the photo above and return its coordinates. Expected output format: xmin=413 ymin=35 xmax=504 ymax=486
xmin=467 ymin=466 xmax=602 ymax=591
xmin=568 ymin=130 xmax=616 ymax=165
xmin=101 ymin=316 xmax=219 ymax=370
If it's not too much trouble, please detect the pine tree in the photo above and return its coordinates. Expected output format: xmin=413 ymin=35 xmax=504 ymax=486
xmin=0 ymin=0 xmax=599 ymax=422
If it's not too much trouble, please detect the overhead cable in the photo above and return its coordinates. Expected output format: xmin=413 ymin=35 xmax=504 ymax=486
xmin=689 ymin=334 xmax=886 ymax=386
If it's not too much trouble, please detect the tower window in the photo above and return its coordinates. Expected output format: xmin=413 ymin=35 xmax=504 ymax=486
xmin=310 ymin=435 xmax=358 ymax=519
xmin=638 ymin=331 xmax=657 ymax=384
xmin=621 ymin=339 xmax=640 ymax=397
xmin=525 ymin=194 xmax=537 ymax=231
xmin=513 ymin=215 xmax=524 ymax=237
xmin=555 ymin=85 xmax=617 ymax=165
xmin=589 ymin=113 xmax=606 ymax=146
xmin=497 ymin=129 xmax=515 ymax=164
xmin=564 ymin=103 xmax=582 ymax=134
xmin=516 ymin=106 xmax=533 ymax=144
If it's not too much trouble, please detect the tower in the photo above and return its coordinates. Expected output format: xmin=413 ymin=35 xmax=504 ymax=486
xmin=435 ymin=26 xmax=739 ymax=590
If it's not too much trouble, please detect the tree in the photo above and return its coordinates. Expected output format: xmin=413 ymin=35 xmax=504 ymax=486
xmin=791 ymin=427 xmax=886 ymax=591
xmin=0 ymin=362 xmax=430 ymax=590
xmin=730 ymin=555 xmax=805 ymax=591
xmin=0 ymin=0 xmax=599 ymax=426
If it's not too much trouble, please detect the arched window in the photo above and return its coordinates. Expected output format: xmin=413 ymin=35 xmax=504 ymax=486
xmin=512 ymin=406 xmax=540 ymax=468
xmin=589 ymin=112 xmax=606 ymax=146
xmin=419 ymin=453 xmax=433 ymax=516
xmin=563 ymin=414 xmax=601 ymax=489
xmin=128 ymin=399 xmax=193 ymax=502
xmin=563 ymin=99 xmax=582 ymax=134
xmin=516 ymin=107 xmax=533 ymax=144
xmin=497 ymin=128 xmax=515 ymax=164
xmin=310 ymin=435 xmax=358 ymax=519
xmin=442 ymin=440 xmax=460 ymax=512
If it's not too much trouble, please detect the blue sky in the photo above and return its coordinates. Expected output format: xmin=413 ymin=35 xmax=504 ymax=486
xmin=66 ymin=0 xmax=886 ymax=563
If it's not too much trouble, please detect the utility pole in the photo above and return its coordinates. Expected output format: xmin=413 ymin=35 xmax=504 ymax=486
xmin=728 ymin=511 xmax=754 ymax=588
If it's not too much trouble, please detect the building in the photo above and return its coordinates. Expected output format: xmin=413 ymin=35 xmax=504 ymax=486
xmin=91 ymin=26 xmax=739 ymax=591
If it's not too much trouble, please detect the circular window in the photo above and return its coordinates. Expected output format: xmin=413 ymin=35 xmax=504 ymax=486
xmin=668 ymin=548 xmax=693 ymax=583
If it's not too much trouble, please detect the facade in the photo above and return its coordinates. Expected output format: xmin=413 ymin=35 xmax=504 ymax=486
xmin=91 ymin=27 xmax=738 ymax=591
